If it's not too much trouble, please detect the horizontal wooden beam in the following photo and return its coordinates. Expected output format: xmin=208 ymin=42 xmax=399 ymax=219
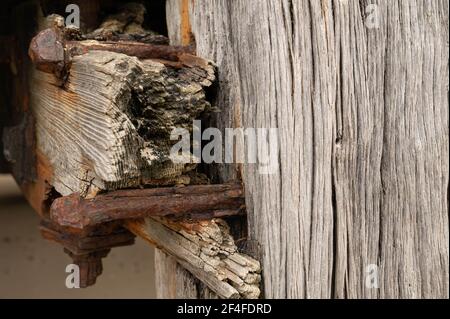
xmin=50 ymin=183 xmax=245 ymax=230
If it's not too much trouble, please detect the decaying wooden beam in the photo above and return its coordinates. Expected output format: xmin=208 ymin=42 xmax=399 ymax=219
xmin=85 ymin=2 xmax=165 ymax=42
xmin=29 ymin=33 xmax=215 ymax=198
xmin=126 ymin=218 xmax=261 ymax=299
xmin=40 ymin=0 xmax=102 ymax=32
xmin=50 ymin=183 xmax=245 ymax=230
xmin=45 ymin=182 xmax=251 ymax=293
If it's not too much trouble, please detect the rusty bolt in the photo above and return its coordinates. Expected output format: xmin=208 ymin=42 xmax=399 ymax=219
xmin=28 ymin=28 xmax=66 ymax=75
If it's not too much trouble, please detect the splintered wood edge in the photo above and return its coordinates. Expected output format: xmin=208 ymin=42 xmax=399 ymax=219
xmin=125 ymin=218 xmax=261 ymax=299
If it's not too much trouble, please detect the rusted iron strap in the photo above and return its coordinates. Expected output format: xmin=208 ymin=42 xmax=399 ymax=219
xmin=50 ymin=183 xmax=246 ymax=230
xmin=66 ymin=40 xmax=193 ymax=61
xmin=40 ymin=219 xmax=135 ymax=253
xmin=28 ymin=27 xmax=195 ymax=76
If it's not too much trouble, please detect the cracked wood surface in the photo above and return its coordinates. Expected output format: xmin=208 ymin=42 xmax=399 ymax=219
xmin=127 ymin=217 xmax=261 ymax=299
xmin=166 ymin=0 xmax=449 ymax=298
xmin=30 ymin=48 xmax=215 ymax=197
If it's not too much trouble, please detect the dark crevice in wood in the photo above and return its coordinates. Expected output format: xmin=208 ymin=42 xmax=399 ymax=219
xmin=40 ymin=0 xmax=101 ymax=32
xmin=0 ymin=63 xmax=12 ymax=173
xmin=42 ymin=184 xmax=62 ymax=217
xmin=331 ymin=145 xmax=338 ymax=299
xmin=40 ymin=0 xmax=168 ymax=36
xmin=142 ymin=0 xmax=167 ymax=37
xmin=330 ymin=0 xmax=338 ymax=300
xmin=378 ymin=3 xmax=390 ymax=286
xmin=1 ymin=1 xmax=39 ymax=174
xmin=2 ymin=113 xmax=37 ymax=185
xmin=306 ymin=1 xmax=317 ymax=298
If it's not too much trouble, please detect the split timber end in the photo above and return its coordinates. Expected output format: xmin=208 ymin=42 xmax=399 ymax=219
xmin=126 ymin=218 xmax=261 ymax=299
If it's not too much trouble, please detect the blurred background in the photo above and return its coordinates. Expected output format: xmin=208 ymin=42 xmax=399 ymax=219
xmin=0 ymin=174 xmax=156 ymax=298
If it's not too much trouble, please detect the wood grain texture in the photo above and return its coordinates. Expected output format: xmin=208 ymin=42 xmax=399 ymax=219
xmin=331 ymin=0 xmax=449 ymax=299
xmin=154 ymin=250 xmax=219 ymax=299
xmin=154 ymin=249 xmax=180 ymax=298
xmin=128 ymin=218 xmax=261 ymax=299
xmin=187 ymin=0 xmax=335 ymax=299
xmin=166 ymin=0 xmax=193 ymax=46
xmin=27 ymin=9 xmax=257 ymax=296
xmin=30 ymin=49 xmax=215 ymax=197
xmin=165 ymin=0 xmax=449 ymax=298
xmin=157 ymin=0 xmax=209 ymax=299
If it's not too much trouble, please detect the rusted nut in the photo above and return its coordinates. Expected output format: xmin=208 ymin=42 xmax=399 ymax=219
xmin=28 ymin=28 xmax=66 ymax=75
xmin=40 ymin=219 xmax=135 ymax=288
xmin=65 ymin=249 xmax=110 ymax=288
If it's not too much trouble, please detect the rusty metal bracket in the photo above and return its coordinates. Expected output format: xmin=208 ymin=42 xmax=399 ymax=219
xmin=44 ymin=183 xmax=245 ymax=287
xmin=40 ymin=219 xmax=135 ymax=287
xmin=50 ymin=183 xmax=245 ymax=230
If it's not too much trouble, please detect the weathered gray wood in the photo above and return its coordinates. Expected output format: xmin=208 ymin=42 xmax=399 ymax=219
xmin=154 ymin=249 xmax=195 ymax=299
xmin=165 ymin=0 xmax=449 ymax=298
xmin=186 ymin=0 xmax=336 ymax=299
xmin=154 ymin=249 xmax=220 ymax=299
xmin=154 ymin=249 xmax=176 ymax=298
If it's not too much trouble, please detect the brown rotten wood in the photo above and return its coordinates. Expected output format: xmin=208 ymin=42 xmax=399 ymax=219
xmin=50 ymin=184 xmax=245 ymax=230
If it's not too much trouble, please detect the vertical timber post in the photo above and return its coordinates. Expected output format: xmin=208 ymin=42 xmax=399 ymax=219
xmin=163 ymin=0 xmax=449 ymax=299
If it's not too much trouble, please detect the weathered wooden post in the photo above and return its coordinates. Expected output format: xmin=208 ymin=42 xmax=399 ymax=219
xmin=0 ymin=0 xmax=448 ymax=299
xmin=163 ymin=0 xmax=449 ymax=299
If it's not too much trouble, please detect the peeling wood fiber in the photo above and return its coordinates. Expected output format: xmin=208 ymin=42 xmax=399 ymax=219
xmin=127 ymin=217 xmax=261 ymax=299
